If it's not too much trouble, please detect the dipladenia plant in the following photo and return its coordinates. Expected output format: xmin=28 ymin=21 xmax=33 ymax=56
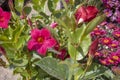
xmin=1 ymin=0 xmax=119 ymax=80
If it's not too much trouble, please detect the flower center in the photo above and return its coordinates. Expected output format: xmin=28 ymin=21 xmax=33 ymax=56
xmin=113 ymin=56 xmax=119 ymax=60
xmin=111 ymin=44 xmax=117 ymax=47
xmin=103 ymin=39 xmax=109 ymax=43
xmin=108 ymin=59 xmax=114 ymax=63
xmin=0 ymin=16 xmax=4 ymax=22
xmin=95 ymin=32 xmax=101 ymax=35
xmin=100 ymin=60 xmax=107 ymax=65
xmin=94 ymin=27 xmax=99 ymax=31
xmin=37 ymin=37 xmax=44 ymax=43
xmin=95 ymin=52 xmax=100 ymax=56
xmin=115 ymin=33 xmax=120 ymax=37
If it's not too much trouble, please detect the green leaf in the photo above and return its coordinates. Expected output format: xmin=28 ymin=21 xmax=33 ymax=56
xmin=113 ymin=75 xmax=120 ymax=80
xmin=68 ymin=42 xmax=84 ymax=60
xmin=36 ymin=68 xmax=50 ymax=79
xmin=39 ymin=12 xmax=49 ymax=19
xmin=23 ymin=7 xmax=32 ymax=15
xmin=35 ymin=57 xmax=68 ymax=80
xmin=53 ymin=0 xmax=59 ymax=3
xmin=12 ymin=25 xmax=24 ymax=43
xmin=32 ymin=0 xmax=47 ymax=12
xmin=48 ymin=0 xmax=54 ymax=12
xmin=85 ymin=14 xmax=106 ymax=36
xmin=79 ymin=35 xmax=91 ymax=56
xmin=0 ymin=35 xmax=8 ymax=41
xmin=11 ymin=11 xmax=19 ymax=20
xmin=32 ymin=0 xmax=40 ymax=4
xmin=15 ymin=0 xmax=24 ymax=12
xmin=74 ymin=67 xmax=84 ymax=80
xmin=11 ymin=57 xmax=28 ymax=67
xmin=15 ymin=35 xmax=30 ymax=50
xmin=83 ymin=66 xmax=107 ymax=79
xmin=69 ymin=26 xmax=84 ymax=44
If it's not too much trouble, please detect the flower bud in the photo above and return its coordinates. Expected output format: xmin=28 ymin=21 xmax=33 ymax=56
xmin=88 ymin=38 xmax=99 ymax=57
xmin=75 ymin=6 xmax=98 ymax=24
xmin=50 ymin=22 xmax=58 ymax=28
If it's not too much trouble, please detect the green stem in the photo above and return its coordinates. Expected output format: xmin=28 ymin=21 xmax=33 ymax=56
xmin=80 ymin=56 xmax=93 ymax=79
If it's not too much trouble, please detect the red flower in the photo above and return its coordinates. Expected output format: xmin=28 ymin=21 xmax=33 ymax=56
xmin=54 ymin=43 xmax=69 ymax=60
xmin=28 ymin=28 xmax=56 ymax=56
xmin=0 ymin=8 xmax=11 ymax=28
xmin=113 ymin=31 xmax=120 ymax=38
xmin=75 ymin=6 xmax=98 ymax=24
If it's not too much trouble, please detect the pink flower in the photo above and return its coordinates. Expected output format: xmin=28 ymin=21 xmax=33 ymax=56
xmin=75 ymin=6 xmax=98 ymax=24
xmin=109 ymin=40 xmax=119 ymax=48
xmin=94 ymin=51 xmax=102 ymax=57
xmin=50 ymin=22 xmax=58 ymax=28
xmin=99 ymin=59 xmax=107 ymax=65
xmin=111 ymin=54 xmax=120 ymax=61
xmin=112 ymin=31 xmax=120 ymax=38
xmin=100 ymin=21 xmax=107 ymax=26
xmin=117 ymin=18 xmax=120 ymax=24
xmin=0 ymin=7 xmax=11 ymax=28
xmin=106 ymin=23 xmax=117 ymax=29
xmin=91 ymin=29 xmax=105 ymax=37
xmin=106 ymin=58 xmax=114 ymax=65
xmin=101 ymin=37 xmax=112 ymax=45
xmin=28 ymin=28 xmax=56 ymax=56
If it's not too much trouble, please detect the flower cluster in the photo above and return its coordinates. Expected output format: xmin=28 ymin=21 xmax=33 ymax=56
xmin=91 ymin=22 xmax=120 ymax=66
xmin=102 ymin=0 xmax=120 ymax=23
xmin=90 ymin=0 xmax=120 ymax=67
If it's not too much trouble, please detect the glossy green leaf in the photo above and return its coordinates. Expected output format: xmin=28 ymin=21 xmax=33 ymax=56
xmin=35 ymin=57 xmax=68 ymax=80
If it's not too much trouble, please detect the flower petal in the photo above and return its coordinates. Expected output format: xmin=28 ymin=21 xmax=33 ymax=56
xmin=0 ymin=21 xmax=8 ymax=28
xmin=41 ymin=28 xmax=51 ymax=38
xmin=86 ymin=6 xmax=98 ymax=21
xmin=75 ymin=6 xmax=87 ymax=23
xmin=37 ymin=45 xmax=47 ymax=56
xmin=3 ymin=11 xmax=11 ymax=20
xmin=31 ymin=28 xmax=41 ymax=39
xmin=27 ymin=39 xmax=39 ymax=50
xmin=44 ymin=38 xmax=56 ymax=48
